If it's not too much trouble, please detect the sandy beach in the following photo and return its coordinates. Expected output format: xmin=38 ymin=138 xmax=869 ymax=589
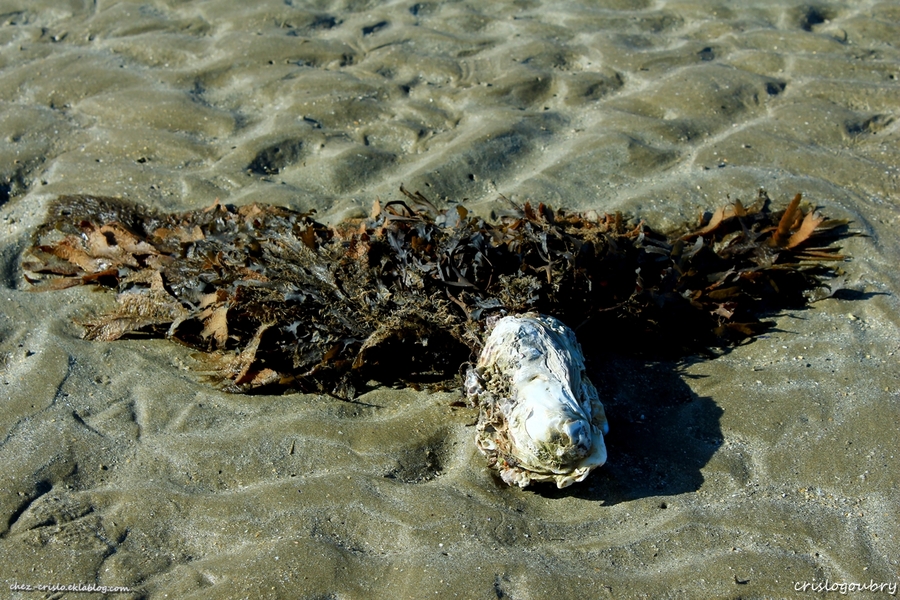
xmin=1 ymin=1 xmax=898 ymax=598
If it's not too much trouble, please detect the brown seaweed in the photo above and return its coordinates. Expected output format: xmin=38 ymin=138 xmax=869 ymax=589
xmin=22 ymin=188 xmax=851 ymax=396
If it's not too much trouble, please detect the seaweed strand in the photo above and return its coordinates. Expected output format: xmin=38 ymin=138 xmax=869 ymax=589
xmin=22 ymin=189 xmax=852 ymax=396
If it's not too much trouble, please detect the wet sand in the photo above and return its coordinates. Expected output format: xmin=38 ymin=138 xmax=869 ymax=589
xmin=1 ymin=1 xmax=899 ymax=598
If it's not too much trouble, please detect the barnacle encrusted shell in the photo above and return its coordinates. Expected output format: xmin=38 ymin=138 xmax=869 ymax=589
xmin=466 ymin=314 xmax=609 ymax=488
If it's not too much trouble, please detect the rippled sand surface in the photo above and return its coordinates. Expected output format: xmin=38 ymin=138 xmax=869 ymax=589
xmin=1 ymin=1 xmax=899 ymax=598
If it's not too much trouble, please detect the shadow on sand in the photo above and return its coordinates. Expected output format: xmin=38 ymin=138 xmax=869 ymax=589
xmin=532 ymin=354 xmax=723 ymax=505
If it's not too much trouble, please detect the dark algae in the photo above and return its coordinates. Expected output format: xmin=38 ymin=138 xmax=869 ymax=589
xmin=23 ymin=189 xmax=850 ymax=397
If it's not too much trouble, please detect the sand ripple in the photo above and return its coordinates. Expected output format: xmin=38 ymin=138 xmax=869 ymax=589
xmin=1 ymin=1 xmax=899 ymax=597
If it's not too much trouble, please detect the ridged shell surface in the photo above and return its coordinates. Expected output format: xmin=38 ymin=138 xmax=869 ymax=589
xmin=466 ymin=314 xmax=608 ymax=488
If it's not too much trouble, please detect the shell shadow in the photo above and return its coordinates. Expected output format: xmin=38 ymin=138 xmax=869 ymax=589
xmin=534 ymin=356 xmax=723 ymax=504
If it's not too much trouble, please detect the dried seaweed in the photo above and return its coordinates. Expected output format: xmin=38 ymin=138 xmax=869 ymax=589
xmin=22 ymin=188 xmax=851 ymax=396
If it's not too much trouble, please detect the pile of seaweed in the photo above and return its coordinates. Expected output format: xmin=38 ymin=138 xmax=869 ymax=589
xmin=22 ymin=188 xmax=849 ymax=397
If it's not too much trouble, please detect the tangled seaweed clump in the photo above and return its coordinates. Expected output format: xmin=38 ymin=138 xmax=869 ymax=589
xmin=23 ymin=188 xmax=850 ymax=398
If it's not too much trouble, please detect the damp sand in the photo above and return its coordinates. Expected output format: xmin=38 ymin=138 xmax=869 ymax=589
xmin=1 ymin=1 xmax=899 ymax=598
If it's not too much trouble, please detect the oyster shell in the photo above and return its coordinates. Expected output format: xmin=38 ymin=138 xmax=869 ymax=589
xmin=466 ymin=314 xmax=608 ymax=488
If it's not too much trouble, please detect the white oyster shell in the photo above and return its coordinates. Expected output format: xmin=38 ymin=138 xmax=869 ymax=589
xmin=466 ymin=314 xmax=609 ymax=488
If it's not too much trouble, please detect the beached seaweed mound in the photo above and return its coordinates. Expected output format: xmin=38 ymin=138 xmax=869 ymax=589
xmin=23 ymin=188 xmax=849 ymax=396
